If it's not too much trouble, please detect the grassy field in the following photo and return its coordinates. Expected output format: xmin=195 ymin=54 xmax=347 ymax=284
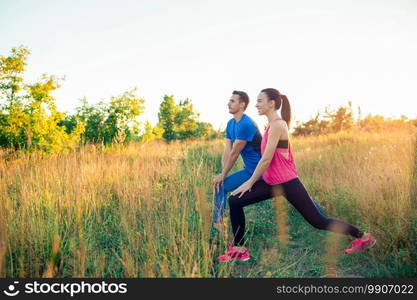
xmin=0 ymin=126 xmax=416 ymax=278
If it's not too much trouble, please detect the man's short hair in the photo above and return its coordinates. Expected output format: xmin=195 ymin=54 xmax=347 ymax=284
xmin=232 ymin=90 xmax=249 ymax=110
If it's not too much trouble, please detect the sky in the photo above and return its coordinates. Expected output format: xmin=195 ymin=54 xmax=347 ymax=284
xmin=1 ymin=0 xmax=416 ymax=130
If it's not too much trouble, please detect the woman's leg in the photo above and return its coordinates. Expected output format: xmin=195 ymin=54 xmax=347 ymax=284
xmin=282 ymin=178 xmax=364 ymax=238
xmin=228 ymin=179 xmax=275 ymax=246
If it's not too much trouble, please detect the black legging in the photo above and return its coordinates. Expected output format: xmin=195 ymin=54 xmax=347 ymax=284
xmin=228 ymin=177 xmax=364 ymax=246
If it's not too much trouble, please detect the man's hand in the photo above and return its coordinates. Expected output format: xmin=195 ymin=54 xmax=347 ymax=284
xmin=213 ymin=173 xmax=225 ymax=193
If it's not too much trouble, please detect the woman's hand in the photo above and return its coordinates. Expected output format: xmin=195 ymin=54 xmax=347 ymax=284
xmin=231 ymin=180 xmax=254 ymax=198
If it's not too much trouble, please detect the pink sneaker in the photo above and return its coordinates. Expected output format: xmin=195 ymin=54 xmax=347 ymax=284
xmin=344 ymin=233 xmax=376 ymax=254
xmin=217 ymin=247 xmax=250 ymax=262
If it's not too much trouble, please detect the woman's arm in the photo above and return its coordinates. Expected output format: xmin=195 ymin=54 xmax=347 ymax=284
xmin=247 ymin=121 xmax=284 ymax=184
xmin=231 ymin=120 xmax=286 ymax=197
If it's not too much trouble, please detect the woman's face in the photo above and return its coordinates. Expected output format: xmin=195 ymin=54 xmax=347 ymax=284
xmin=255 ymin=92 xmax=274 ymax=115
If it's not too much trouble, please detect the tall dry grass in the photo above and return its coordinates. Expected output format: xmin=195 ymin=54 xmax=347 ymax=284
xmin=294 ymin=127 xmax=416 ymax=253
xmin=0 ymin=125 xmax=416 ymax=277
xmin=0 ymin=139 xmax=233 ymax=277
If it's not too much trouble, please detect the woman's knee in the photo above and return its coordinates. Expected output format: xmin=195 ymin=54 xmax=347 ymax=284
xmin=228 ymin=194 xmax=241 ymax=208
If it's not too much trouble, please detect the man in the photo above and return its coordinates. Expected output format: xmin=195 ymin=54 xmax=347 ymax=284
xmin=211 ymin=91 xmax=326 ymax=241
xmin=211 ymin=91 xmax=267 ymax=239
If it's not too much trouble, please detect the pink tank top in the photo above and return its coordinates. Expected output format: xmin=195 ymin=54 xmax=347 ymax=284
xmin=261 ymin=117 xmax=298 ymax=185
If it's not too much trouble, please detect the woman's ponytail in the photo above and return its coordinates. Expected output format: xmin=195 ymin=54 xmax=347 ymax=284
xmin=280 ymin=94 xmax=291 ymax=128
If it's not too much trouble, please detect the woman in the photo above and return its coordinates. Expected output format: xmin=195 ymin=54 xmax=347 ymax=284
xmin=217 ymin=88 xmax=376 ymax=262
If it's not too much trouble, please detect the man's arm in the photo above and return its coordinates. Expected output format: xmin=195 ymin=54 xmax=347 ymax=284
xmin=213 ymin=139 xmax=246 ymax=192
xmin=221 ymin=139 xmax=246 ymax=178
xmin=221 ymin=138 xmax=233 ymax=168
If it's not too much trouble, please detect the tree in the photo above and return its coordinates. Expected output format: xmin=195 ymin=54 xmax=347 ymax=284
xmin=0 ymin=46 xmax=29 ymax=104
xmin=0 ymin=46 xmax=30 ymax=149
xmin=67 ymin=97 xmax=106 ymax=144
xmin=158 ymin=95 xmax=177 ymax=141
xmin=293 ymin=102 xmax=354 ymax=136
xmin=157 ymin=95 xmax=214 ymax=142
xmin=325 ymin=102 xmax=353 ymax=133
xmin=174 ymin=99 xmax=199 ymax=140
xmin=62 ymin=89 xmax=145 ymax=145
xmin=139 ymin=121 xmax=163 ymax=143
xmin=104 ymin=89 xmax=144 ymax=144
xmin=0 ymin=46 xmax=84 ymax=153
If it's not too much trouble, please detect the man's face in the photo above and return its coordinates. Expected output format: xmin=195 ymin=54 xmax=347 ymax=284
xmin=228 ymin=94 xmax=245 ymax=114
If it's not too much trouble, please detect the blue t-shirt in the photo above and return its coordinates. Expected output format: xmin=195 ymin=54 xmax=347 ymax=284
xmin=226 ymin=114 xmax=262 ymax=173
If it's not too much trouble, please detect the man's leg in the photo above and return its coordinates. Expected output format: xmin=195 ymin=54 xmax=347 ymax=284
xmin=212 ymin=169 xmax=253 ymax=226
